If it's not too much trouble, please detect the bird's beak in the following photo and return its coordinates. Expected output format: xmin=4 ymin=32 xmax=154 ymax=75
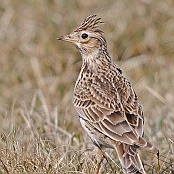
xmin=57 ymin=35 xmax=78 ymax=43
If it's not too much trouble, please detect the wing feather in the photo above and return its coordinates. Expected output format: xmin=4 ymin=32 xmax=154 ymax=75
xmin=73 ymin=63 xmax=147 ymax=147
xmin=102 ymin=119 xmax=132 ymax=136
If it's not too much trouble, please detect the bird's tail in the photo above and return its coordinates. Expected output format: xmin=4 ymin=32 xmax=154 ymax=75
xmin=114 ymin=143 xmax=146 ymax=174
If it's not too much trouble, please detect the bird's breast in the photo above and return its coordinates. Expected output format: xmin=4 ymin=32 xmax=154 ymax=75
xmin=73 ymin=70 xmax=118 ymax=110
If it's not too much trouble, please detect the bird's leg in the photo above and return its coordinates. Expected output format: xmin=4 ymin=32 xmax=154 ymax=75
xmin=95 ymin=148 xmax=104 ymax=174
xmin=96 ymin=147 xmax=116 ymax=174
xmin=96 ymin=159 xmax=103 ymax=174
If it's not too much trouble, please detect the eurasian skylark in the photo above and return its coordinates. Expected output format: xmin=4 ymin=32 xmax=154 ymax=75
xmin=58 ymin=14 xmax=153 ymax=174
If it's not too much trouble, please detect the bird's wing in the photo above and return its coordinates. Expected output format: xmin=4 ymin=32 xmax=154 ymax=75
xmin=73 ymin=70 xmax=152 ymax=148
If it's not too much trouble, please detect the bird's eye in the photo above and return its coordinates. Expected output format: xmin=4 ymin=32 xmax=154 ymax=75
xmin=81 ymin=33 xmax=88 ymax=39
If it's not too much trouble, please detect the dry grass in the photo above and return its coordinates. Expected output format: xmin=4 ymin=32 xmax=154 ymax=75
xmin=0 ymin=0 xmax=174 ymax=173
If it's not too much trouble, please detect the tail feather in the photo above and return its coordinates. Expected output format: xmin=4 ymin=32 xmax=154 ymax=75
xmin=115 ymin=143 xmax=146 ymax=174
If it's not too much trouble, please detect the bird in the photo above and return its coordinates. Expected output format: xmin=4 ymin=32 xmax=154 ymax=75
xmin=57 ymin=14 xmax=154 ymax=174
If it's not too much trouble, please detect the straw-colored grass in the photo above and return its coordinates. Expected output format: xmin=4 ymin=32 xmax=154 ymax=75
xmin=0 ymin=0 xmax=173 ymax=173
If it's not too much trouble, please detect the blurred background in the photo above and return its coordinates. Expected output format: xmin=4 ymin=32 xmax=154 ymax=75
xmin=0 ymin=0 xmax=173 ymax=173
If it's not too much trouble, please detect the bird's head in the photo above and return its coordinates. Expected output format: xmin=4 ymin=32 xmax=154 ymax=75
xmin=57 ymin=15 xmax=107 ymax=58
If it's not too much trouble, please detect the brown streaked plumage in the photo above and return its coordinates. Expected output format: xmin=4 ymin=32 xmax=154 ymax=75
xmin=58 ymin=14 xmax=153 ymax=174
